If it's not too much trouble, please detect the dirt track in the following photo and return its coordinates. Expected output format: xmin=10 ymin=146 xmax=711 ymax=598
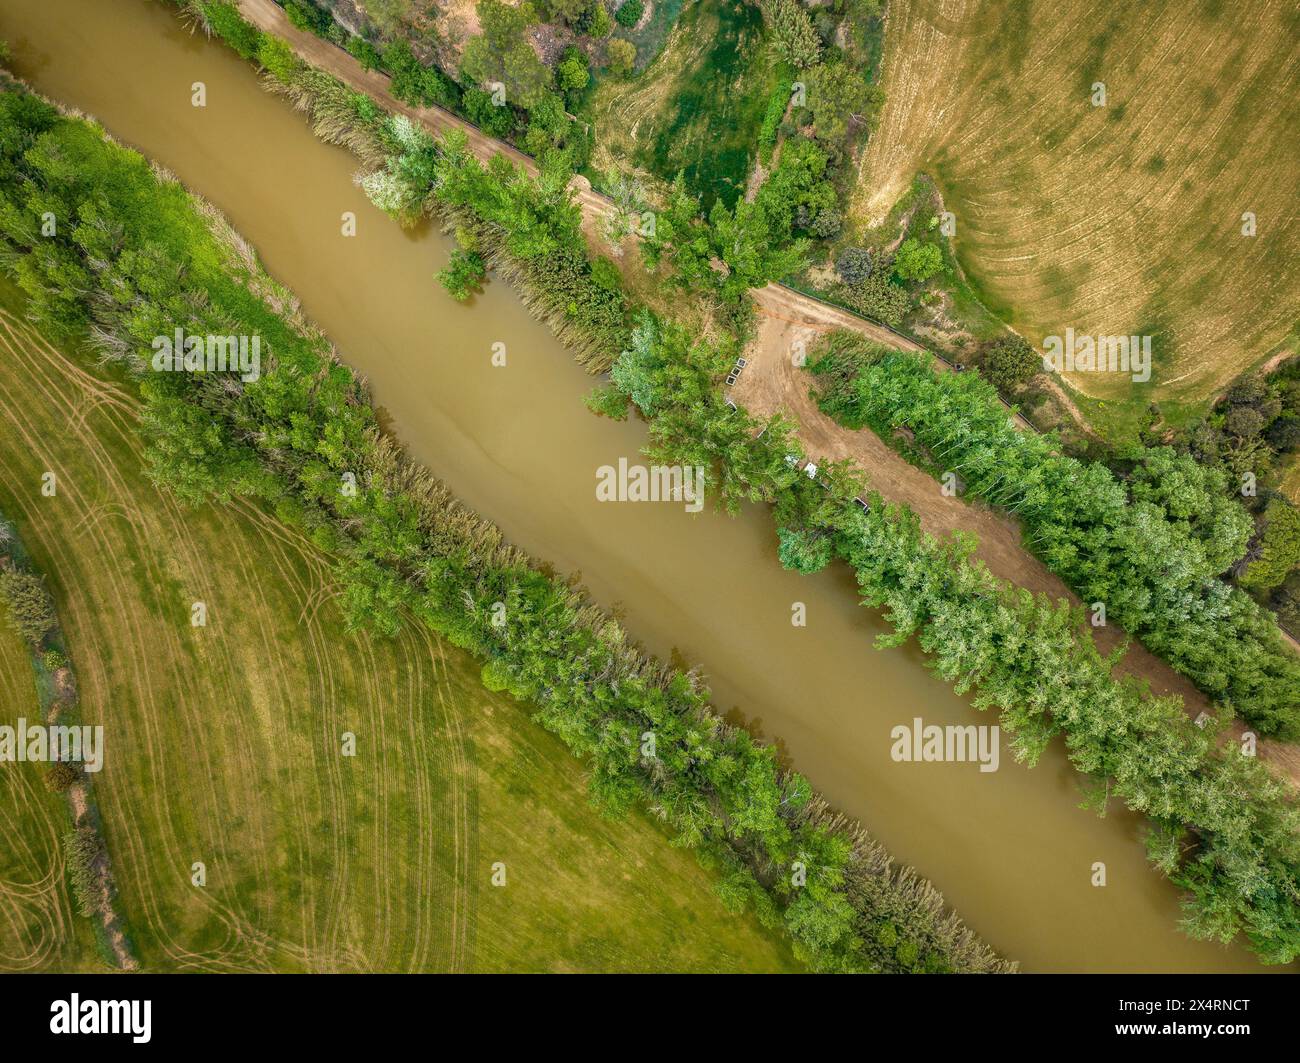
xmin=236 ymin=0 xmax=1300 ymax=784
xmin=734 ymin=306 xmax=1300 ymax=784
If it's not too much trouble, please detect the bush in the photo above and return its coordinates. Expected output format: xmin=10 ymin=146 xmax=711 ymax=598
xmin=385 ymin=40 xmax=460 ymax=110
xmin=588 ymin=3 xmax=613 ymax=37
xmin=835 ymin=246 xmax=872 ymax=284
xmin=981 ymin=335 xmax=1041 ymax=393
xmin=463 ymin=87 xmax=516 ymax=138
xmin=759 ymin=0 xmax=822 ymax=68
xmin=346 ymin=35 xmax=384 ymax=72
xmin=45 ymin=761 xmax=78 ymax=794
xmin=807 ymin=208 xmax=842 ymax=239
xmin=0 ymin=567 xmax=56 ymax=645
xmin=833 ymin=273 xmax=910 ymax=326
xmin=1242 ymin=500 xmax=1300 ymax=593
xmin=605 ymin=38 xmax=637 ymax=76
xmin=257 ymin=34 xmax=302 ymax=84
xmin=199 ymin=1 xmax=262 ymax=60
xmin=615 ymin=0 xmax=644 ymax=27
xmin=284 ymin=0 xmax=332 ymax=36
xmin=893 ymin=238 xmax=943 ymax=282
xmin=436 ymin=248 xmax=487 ymax=302
xmin=64 ymin=827 xmax=104 ymax=917
xmin=557 ymin=49 xmax=591 ymax=93
xmin=758 ymin=76 xmax=793 ymax=159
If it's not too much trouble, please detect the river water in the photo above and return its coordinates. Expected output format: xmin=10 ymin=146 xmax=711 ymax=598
xmin=1 ymin=0 xmax=1279 ymax=972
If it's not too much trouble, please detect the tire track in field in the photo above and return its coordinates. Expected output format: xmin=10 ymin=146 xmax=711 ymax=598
xmin=0 ymin=308 xmax=471 ymax=970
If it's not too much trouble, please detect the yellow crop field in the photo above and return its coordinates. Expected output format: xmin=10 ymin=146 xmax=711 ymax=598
xmin=852 ymin=0 xmax=1300 ymax=411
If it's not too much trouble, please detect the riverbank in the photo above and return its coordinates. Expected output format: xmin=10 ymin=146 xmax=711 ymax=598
xmin=228 ymin=0 xmax=1300 ymax=791
xmin=0 ymin=71 xmax=1015 ymax=972
xmin=5 ymin=0 xmax=1286 ymax=971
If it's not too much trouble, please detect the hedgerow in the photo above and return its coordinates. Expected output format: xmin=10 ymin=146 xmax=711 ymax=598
xmin=0 ymin=77 xmax=1012 ymax=975
xmin=805 ymin=336 xmax=1300 ymax=739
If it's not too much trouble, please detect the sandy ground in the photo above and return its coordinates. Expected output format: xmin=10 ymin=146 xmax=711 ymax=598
xmin=237 ymin=0 xmax=1300 ymax=785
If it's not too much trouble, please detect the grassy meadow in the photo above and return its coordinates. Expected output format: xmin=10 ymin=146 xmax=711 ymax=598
xmin=590 ymin=0 xmax=782 ymax=208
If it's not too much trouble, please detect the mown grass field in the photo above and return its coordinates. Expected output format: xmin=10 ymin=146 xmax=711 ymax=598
xmin=590 ymin=0 xmax=782 ymax=208
xmin=0 ymin=286 xmax=799 ymax=973
xmin=852 ymin=0 xmax=1300 ymax=426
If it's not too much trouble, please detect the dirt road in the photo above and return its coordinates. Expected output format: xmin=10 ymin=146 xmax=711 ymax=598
xmin=733 ymin=309 xmax=1300 ymax=784
xmin=235 ymin=0 xmax=1300 ymax=785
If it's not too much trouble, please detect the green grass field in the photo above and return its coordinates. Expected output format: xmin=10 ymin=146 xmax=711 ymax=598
xmin=0 ymin=284 xmax=799 ymax=972
xmin=591 ymin=0 xmax=782 ymax=208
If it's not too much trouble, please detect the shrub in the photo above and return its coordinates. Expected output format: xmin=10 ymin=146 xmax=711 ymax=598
xmin=346 ymin=35 xmax=384 ymax=72
xmin=1242 ymin=500 xmax=1300 ymax=593
xmin=463 ymin=87 xmax=516 ymax=138
xmin=833 ymin=273 xmax=910 ymax=326
xmin=557 ymin=49 xmax=591 ymax=93
xmin=284 ymin=0 xmax=332 ymax=36
xmin=45 ymin=761 xmax=78 ymax=794
xmin=64 ymin=827 xmax=104 ymax=917
xmin=588 ymin=3 xmax=613 ymax=37
xmin=981 ymin=335 xmax=1041 ymax=393
xmin=758 ymin=0 xmax=822 ymax=68
xmin=199 ymin=1 xmax=262 ymax=60
xmin=385 ymin=40 xmax=460 ymax=110
xmin=835 ymin=246 xmax=872 ymax=284
xmin=615 ymin=0 xmax=644 ymax=27
xmin=257 ymin=34 xmax=302 ymax=84
xmin=758 ymin=76 xmax=793 ymax=158
xmin=436 ymin=248 xmax=487 ymax=302
xmin=605 ymin=38 xmax=637 ymax=76
xmin=807 ymin=207 xmax=842 ymax=239
xmin=0 ymin=567 xmax=56 ymax=645
xmin=893 ymin=238 xmax=943 ymax=282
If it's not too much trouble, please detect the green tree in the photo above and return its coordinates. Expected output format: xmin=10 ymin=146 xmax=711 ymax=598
xmin=437 ymin=248 xmax=487 ymax=301
xmin=0 ymin=566 xmax=56 ymax=644
xmin=758 ymin=0 xmax=822 ymax=68
xmin=981 ymin=335 xmax=1040 ymax=393
xmin=893 ymin=238 xmax=943 ymax=282
xmin=615 ymin=0 xmax=643 ymax=27
xmin=806 ymin=61 xmax=879 ymax=145
xmin=461 ymin=1 xmax=553 ymax=109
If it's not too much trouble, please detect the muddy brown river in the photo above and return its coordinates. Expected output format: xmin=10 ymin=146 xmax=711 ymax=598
xmin=1 ymin=0 xmax=1282 ymax=971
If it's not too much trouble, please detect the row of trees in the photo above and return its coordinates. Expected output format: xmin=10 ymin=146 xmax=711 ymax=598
xmin=601 ymin=319 xmax=1300 ymax=965
xmin=208 ymin=0 xmax=595 ymax=165
xmin=168 ymin=12 xmax=1300 ymax=964
xmin=0 ymin=69 xmax=1011 ymax=973
xmin=806 ymin=335 xmax=1300 ymax=738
